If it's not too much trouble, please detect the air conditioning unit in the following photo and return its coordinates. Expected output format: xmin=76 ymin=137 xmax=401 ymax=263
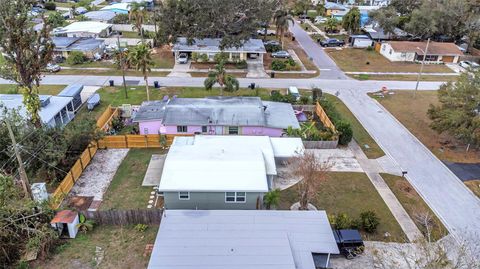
xmin=121 ymin=104 xmax=132 ymax=118
xmin=31 ymin=183 xmax=48 ymax=203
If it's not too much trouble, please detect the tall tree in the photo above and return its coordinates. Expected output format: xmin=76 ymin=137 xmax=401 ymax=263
xmin=128 ymin=43 xmax=154 ymax=101
xmin=129 ymin=2 xmax=148 ymax=41
xmin=204 ymin=60 xmax=239 ymax=96
xmin=369 ymin=7 xmax=400 ymax=37
xmin=0 ymin=0 xmax=54 ymax=127
xmin=273 ymin=9 xmax=294 ymax=49
xmin=427 ymin=69 xmax=480 ymax=149
xmin=390 ymin=0 xmax=422 ymax=16
xmin=324 ymin=17 xmax=338 ymax=33
xmin=264 ymin=189 xmax=281 ymax=210
xmin=288 ymin=151 xmax=330 ymax=210
xmin=342 ymin=7 xmax=361 ymax=34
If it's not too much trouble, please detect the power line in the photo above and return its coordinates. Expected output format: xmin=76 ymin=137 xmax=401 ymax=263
xmin=20 ymin=148 xmax=69 ymax=176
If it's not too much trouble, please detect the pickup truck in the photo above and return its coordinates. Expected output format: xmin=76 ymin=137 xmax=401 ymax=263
xmin=320 ymin=38 xmax=345 ymax=47
xmin=333 ymin=229 xmax=365 ymax=259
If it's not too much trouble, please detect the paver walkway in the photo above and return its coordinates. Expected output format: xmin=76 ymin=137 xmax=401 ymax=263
xmin=142 ymin=154 xmax=166 ymax=186
xmin=349 ymin=141 xmax=423 ymax=242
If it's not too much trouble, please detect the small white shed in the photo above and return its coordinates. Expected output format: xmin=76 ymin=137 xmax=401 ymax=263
xmin=50 ymin=210 xmax=80 ymax=239
xmin=349 ymin=35 xmax=374 ymax=48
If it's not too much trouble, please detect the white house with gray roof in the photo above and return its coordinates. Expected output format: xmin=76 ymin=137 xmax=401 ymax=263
xmin=52 ymin=37 xmax=105 ymax=59
xmin=132 ymin=96 xmax=300 ymax=137
xmin=159 ymin=135 xmax=304 ymax=210
xmin=148 ymin=210 xmax=339 ymax=269
xmin=173 ymin=37 xmax=267 ymax=63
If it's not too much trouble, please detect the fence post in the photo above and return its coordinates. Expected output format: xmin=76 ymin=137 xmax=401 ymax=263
xmin=145 ymin=135 xmax=148 ymax=147
xmin=79 ymin=157 xmax=84 ymax=171
xmin=70 ymin=171 xmax=75 ymax=184
xmin=124 ymin=135 xmax=128 ymax=148
xmin=87 ymin=145 xmax=92 ymax=159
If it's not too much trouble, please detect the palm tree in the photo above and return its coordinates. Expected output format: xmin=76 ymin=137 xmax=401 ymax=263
xmin=324 ymin=17 xmax=338 ymax=34
xmin=264 ymin=189 xmax=281 ymax=210
xmin=273 ymin=9 xmax=294 ymax=49
xmin=342 ymin=7 xmax=361 ymax=34
xmin=204 ymin=60 xmax=239 ymax=96
xmin=129 ymin=2 xmax=148 ymax=41
xmin=128 ymin=43 xmax=154 ymax=101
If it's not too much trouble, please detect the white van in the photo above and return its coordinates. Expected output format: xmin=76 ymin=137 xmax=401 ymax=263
xmin=288 ymin=86 xmax=300 ymax=100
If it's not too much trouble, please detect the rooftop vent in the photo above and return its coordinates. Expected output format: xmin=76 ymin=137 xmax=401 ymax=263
xmin=39 ymin=96 xmax=51 ymax=107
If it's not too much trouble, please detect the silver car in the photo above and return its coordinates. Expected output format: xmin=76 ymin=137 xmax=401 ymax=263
xmin=271 ymin=50 xmax=291 ymax=58
xmin=46 ymin=63 xmax=61 ymax=72
xmin=177 ymin=53 xmax=188 ymax=64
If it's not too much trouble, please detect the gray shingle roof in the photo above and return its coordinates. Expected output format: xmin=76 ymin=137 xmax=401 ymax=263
xmin=173 ymin=38 xmax=266 ymax=54
xmin=132 ymin=97 xmax=299 ymax=129
xmin=53 ymin=37 xmax=104 ymax=52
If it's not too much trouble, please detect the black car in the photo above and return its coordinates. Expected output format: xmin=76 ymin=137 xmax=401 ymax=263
xmin=320 ymin=38 xmax=345 ymax=47
xmin=333 ymin=229 xmax=365 ymax=259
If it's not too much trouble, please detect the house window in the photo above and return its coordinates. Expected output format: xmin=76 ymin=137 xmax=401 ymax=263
xmin=177 ymin=126 xmax=188 ymax=133
xmin=228 ymin=126 xmax=239 ymax=135
xmin=144 ymin=128 xmax=148 ymax=134
xmin=202 ymin=126 xmax=208 ymax=133
xmin=400 ymin=52 xmax=407 ymax=58
xmin=231 ymin=53 xmax=240 ymax=60
xmin=225 ymin=192 xmax=246 ymax=203
xmin=382 ymin=45 xmax=385 ymax=51
xmin=389 ymin=49 xmax=392 ymax=55
xmin=178 ymin=192 xmax=190 ymax=200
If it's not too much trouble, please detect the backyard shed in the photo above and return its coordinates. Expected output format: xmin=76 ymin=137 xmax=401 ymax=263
xmin=348 ymin=35 xmax=374 ymax=48
xmin=148 ymin=210 xmax=339 ymax=269
xmin=58 ymin=84 xmax=84 ymax=112
xmin=50 ymin=210 xmax=79 ymax=239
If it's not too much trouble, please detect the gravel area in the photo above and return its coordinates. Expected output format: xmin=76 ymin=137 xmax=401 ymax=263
xmin=69 ymin=149 xmax=129 ymax=201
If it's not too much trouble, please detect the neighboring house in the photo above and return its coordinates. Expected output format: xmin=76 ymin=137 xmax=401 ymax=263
xmin=325 ymin=2 xmax=348 ymax=16
xmin=84 ymin=10 xmax=117 ymax=23
xmin=132 ymin=96 xmax=300 ymax=136
xmin=52 ymin=37 xmax=105 ymax=59
xmin=53 ymin=21 xmax=113 ymax=38
xmin=148 ymin=210 xmax=340 ymax=269
xmin=100 ymin=3 xmax=131 ymax=14
xmin=159 ymin=135 xmax=304 ymax=210
xmin=173 ymin=38 xmax=267 ymax=63
xmin=348 ymin=35 xmax=374 ymax=48
xmin=331 ymin=9 xmax=349 ymax=21
xmin=122 ymin=0 xmax=154 ymax=10
xmin=0 ymin=94 xmax=76 ymax=128
xmin=364 ymin=24 xmax=410 ymax=41
xmin=380 ymin=41 xmax=464 ymax=63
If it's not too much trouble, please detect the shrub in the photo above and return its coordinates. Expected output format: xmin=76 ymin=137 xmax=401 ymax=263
xmin=286 ymin=58 xmax=296 ymax=66
xmin=358 ymin=74 xmax=369 ymax=80
xmin=44 ymin=1 xmax=56 ymax=10
xmin=198 ymin=53 xmax=208 ymax=62
xmin=214 ymin=52 xmax=228 ymax=63
xmin=191 ymin=52 xmax=199 ymax=62
xmin=331 ymin=213 xmax=353 ymax=230
xmin=271 ymin=60 xmax=287 ymax=71
xmin=236 ymin=60 xmax=247 ymax=69
xmin=47 ymin=12 xmax=66 ymax=28
xmin=112 ymin=13 xmax=129 ymax=24
xmin=359 ymin=211 xmax=380 ymax=233
xmin=312 ymin=87 xmax=322 ymax=102
xmin=366 ymin=46 xmax=374 ymax=51
xmin=134 ymin=224 xmax=149 ymax=232
xmin=66 ymin=51 xmax=86 ymax=65
xmin=299 ymin=95 xmax=310 ymax=105
xmin=270 ymin=91 xmax=296 ymax=104
xmin=336 ymin=120 xmax=353 ymax=145
xmin=265 ymin=44 xmax=281 ymax=53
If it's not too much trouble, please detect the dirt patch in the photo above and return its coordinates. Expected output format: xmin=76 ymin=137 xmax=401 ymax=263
xmin=68 ymin=149 xmax=129 ymax=201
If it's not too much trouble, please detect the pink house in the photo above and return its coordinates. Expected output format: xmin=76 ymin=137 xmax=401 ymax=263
xmin=132 ymin=96 xmax=300 ymax=137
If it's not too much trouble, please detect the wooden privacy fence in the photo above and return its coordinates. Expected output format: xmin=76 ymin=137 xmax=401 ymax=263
xmin=51 ymin=106 xmax=120 ymax=209
xmin=97 ymin=134 xmax=192 ymax=149
xmin=315 ymin=102 xmax=336 ymax=132
xmin=82 ymin=209 xmax=163 ymax=225
xmin=51 ymin=142 xmax=98 ymax=208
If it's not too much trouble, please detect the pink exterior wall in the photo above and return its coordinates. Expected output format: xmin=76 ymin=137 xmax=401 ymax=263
xmin=138 ymin=121 xmax=285 ymax=137
xmin=139 ymin=121 xmax=165 ymax=135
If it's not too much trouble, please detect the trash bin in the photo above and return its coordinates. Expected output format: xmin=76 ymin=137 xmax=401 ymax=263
xmin=154 ymin=81 xmax=160 ymax=88
xmin=109 ymin=80 xmax=114 ymax=87
xmin=292 ymin=36 xmax=296 ymax=41
xmin=270 ymin=72 xmax=275 ymax=78
xmin=250 ymin=82 xmax=256 ymax=89
xmin=317 ymin=38 xmax=321 ymax=43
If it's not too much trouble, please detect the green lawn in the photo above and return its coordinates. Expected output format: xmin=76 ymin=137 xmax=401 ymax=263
xmin=120 ymin=31 xmax=141 ymax=38
xmin=278 ymin=172 xmax=406 ymax=242
xmin=0 ymin=84 xmax=66 ymax=95
xmin=60 ymin=61 xmax=115 ymax=69
xmin=100 ymin=148 xmax=166 ymax=210
xmin=324 ymin=93 xmax=385 ymax=159
xmin=33 ymin=224 xmax=158 ymax=269
xmin=382 ymin=173 xmax=447 ymax=241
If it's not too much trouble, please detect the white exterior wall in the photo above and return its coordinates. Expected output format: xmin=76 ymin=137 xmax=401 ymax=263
xmin=353 ymin=39 xmax=374 ymax=48
xmin=380 ymin=43 xmax=415 ymax=62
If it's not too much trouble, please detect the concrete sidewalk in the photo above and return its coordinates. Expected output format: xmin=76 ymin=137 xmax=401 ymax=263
xmin=349 ymin=141 xmax=424 ymax=242
xmin=345 ymin=71 xmax=459 ymax=76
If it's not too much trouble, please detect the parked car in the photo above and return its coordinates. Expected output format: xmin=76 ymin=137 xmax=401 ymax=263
xmin=299 ymin=14 xmax=311 ymax=20
xmin=333 ymin=229 xmax=365 ymax=259
xmin=288 ymin=86 xmax=300 ymax=100
xmin=264 ymin=40 xmax=280 ymax=46
xmin=45 ymin=63 xmax=61 ymax=73
xmin=320 ymin=38 xmax=345 ymax=47
xmin=257 ymin=29 xmax=276 ymax=36
xmin=459 ymin=60 xmax=480 ymax=69
xmin=177 ymin=53 xmax=188 ymax=64
xmin=314 ymin=16 xmax=327 ymax=24
xmin=271 ymin=50 xmax=290 ymax=58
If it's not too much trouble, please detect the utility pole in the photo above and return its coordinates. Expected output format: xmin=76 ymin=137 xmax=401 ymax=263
xmin=117 ymin=34 xmax=128 ymax=99
xmin=5 ymin=120 xmax=32 ymax=200
xmin=414 ymin=38 xmax=430 ymax=98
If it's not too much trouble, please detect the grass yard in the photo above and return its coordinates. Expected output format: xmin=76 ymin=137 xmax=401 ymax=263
xmin=350 ymin=74 xmax=458 ymax=82
xmin=151 ymin=49 xmax=175 ymax=69
xmin=284 ymin=38 xmax=319 ymax=72
xmin=372 ymin=90 xmax=480 ymax=163
xmin=101 ymin=149 xmax=166 ymax=210
xmin=120 ymin=31 xmax=142 ymax=38
xmin=60 ymin=61 xmax=115 ymax=69
xmin=56 ymin=69 xmax=170 ymax=77
xmin=278 ymin=172 xmax=406 ymax=242
xmin=34 ymin=224 xmax=158 ymax=269
xmin=465 ymin=180 xmax=480 ymax=198
xmin=382 ymin=173 xmax=447 ymax=241
xmin=0 ymin=84 xmax=67 ymax=95
xmin=324 ymin=94 xmax=385 ymax=159
xmin=327 ymin=49 xmax=454 ymax=73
